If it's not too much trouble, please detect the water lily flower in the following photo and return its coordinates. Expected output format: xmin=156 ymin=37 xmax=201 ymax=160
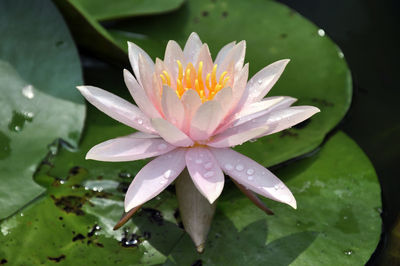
xmin=77 ymin=32 xmax=319 ymax=215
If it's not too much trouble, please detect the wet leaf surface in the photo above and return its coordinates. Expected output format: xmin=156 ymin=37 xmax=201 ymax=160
xmin=0 ymin=0 xmax=85 ymax=219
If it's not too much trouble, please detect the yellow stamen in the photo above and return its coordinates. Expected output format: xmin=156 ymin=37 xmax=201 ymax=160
xmin=195 ymin=79 xmax=200 ymax=92
xmin=219 ymin=71 xmax=227 ymax=84
xmin=211 ymin=64 xmax=217 ymax=88
xmin=177 ymin=60 xmax=183 ymax=81
xmin=177 ymin=79 xmax=184 ymax=96
xmin=160 ymin=74 xmax=167 ymax=84
xmin=205 ymin=73 xmax=212 ymax=92
xmin=162 ymin=71 xmax=171 ymax=86
xmin=222 ymin=77 xmax=230 ymax=88
xmin=185 ymin=68 xmax=191 ymax=88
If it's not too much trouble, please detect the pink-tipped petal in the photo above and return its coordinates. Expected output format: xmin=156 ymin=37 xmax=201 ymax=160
xmin=86 ymin=134 xmax=175 ymax=162
xmin=190 ymin=101 xmax=224 ymax=141
xmin=138 ymin=54 xmax=159 ymax=104
xmin=124 ymin=149 xmax=186 ymax=212
xmin=181 ymin=89 xmax=202 ymax=132
xmin=214 ymin=41 xmax=236 ymax=66
xmin=210 ymin=148 xmax=297 ymax=209
xmin=151 ymin=118 xmax=194 ymax=147
xmin=230 ymin=63 xmax=249 ymax=110
xmin=123 ymin=69 xmax=161 ymax=118
xmin=77 ymin=86 xmax=155 ymax=133
xmin=208 ymin=126 xmax=269 ymax=148
xmin=128 ymin=42 xmax=154 ymax=86
xmin=243 ymin=59 xmax=290 ymax=105
xmin=186 ymin=147 xmax=224 ymax=204
xmin=184 ymin=32 xmax=203 ymax=63
xmin=164 ymin=41 xmax=184 ymax=82
xmin=161 ymin=85 xmax=185 ymax=129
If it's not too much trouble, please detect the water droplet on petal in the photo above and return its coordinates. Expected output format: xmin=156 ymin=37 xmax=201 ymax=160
xmin=257 ymin=79 xmax=263 ymax=84
xmin=225 ymin=163 xmax=233 ymax=170
xmin=318 ymin=29 xmax=325 ymax=37
xmin=274 ymin=184 xmax=280 ymax=190
xmin=204 ymin=171 xmax=214 ymax=178
xmin=247 ymin=176 xmax=254 ymax=181
xmin=136 ymin=118 xmax=143 ymax=125
xmin=195 ymin=159 xmax=203 ymax=164
xmin=246 ymin=169 xmax=254 ymax=175
xmin=158 ymin=143 xmax=167 ymax=150
xmin=235 ymin=164 xmax=244 ymax=171
xmin=164 ymin=170 xmax=173 ymax=179
xmin=204 ymin=162 xmax=213 ymax=170
xmin=160 ymin=179 xmax=167 ymax=184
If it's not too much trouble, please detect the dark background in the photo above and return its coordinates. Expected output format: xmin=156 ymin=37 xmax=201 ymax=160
xmin=276 ymin=0 xmax=400 ymax=264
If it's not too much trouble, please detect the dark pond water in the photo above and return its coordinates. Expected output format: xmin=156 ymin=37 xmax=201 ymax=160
xmin=277 ymin=0 xmax=400 ymax=264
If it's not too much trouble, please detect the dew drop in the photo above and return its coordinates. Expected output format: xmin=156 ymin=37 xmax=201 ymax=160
xmin=204 ymin=162 xmax=213 ymax=170
xmin=246 ymin=169 xmax=254 ymax=175
xmin=160 ymin=179 xmax=167 ymax=184
xmin=344 ymin=249 xmax=353 ymax=256
xmin=204 ymin=171 xmax=214 ymax=178
xmin=158 ymin=143 xmax=167 ymax=150
xmin=247 ymin=176 xmax=254 ymax=181
xmin=235 ymin=164 xmax=244 ymax=171
xmin=225 ymin=163 xmax=233 ymax=170
xmin=195 ymin=159 xmax=203 ymax=164
xmin=164 ymin=170 xmax=173 ymax=179
xmin=274 ymin=184 xmax=280 ymax=191
xmin=22 ymin=85 xmax=35 ymax=99
xmin=136 ymin=118 xmax=143 ymax=125
xmin=257 ymin=79 xmax=263 ymax=84
xmin=318 ymin=29 xmax=325 ymax=37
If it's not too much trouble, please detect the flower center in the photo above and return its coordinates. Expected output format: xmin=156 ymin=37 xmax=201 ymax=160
xmin=160 ymin=60 xmax=230 ymax=102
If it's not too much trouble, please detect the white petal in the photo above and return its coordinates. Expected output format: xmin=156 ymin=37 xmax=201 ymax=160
xmin=138 ymin=54 xmax=158 ymax=104
xmin=195 ymin=44 xmax=213 ymax=80
xmin=184 ymin=32 xmax=203 ymax=63
xmin=243 ymin=59 xmax=290 ymax=105
xmin=77 ymin=86 xmax=155 ymax=133
xmin=210 ymin=148 xmax=296 ymax=208
xmin=190 ymin=101 xmax=223 ymax=141
xmin=86 ymin=134 xmax=175 ymax=162
xmin=217 ymin=40 xmax=246 ymax=77
xmin=151 ymin=118 xmax=194 ymax=147
xmin=213 ymin=86 xmax=233 ymax=117
xmin=123 ymin=69 xmax=161 ymax=118
xmin=128 ymin=42 xmax=154 ymax=86
xmin=124 ymin=149 xmax=186 ymax=212
xmin=161 ymin=85 xmax=185 ymax=129
xmin=186 ymin=147 xmax=224 ymax=204
xmin=214 ymin=41 xmax=236 ymax=66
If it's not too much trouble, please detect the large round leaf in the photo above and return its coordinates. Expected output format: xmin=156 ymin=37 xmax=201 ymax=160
xmin=0 ymin=0 xmax=85 ymax=219
xmin=78 ymin=0 xmax=186 ymax=21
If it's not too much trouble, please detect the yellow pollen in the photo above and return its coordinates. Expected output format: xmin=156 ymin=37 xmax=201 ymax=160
xmin=159 ymin=61 xmax=230 ymax=101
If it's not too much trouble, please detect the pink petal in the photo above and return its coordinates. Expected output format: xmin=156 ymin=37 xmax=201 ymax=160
xmin=77 ymin=86 xmax=155 ymax=133
xmin=230 ymin=63 xmax=249 ymax=110
xmin=231 ymin=96 xmax=297 ymax=127
xmin=128 ymin=42 xmax=154 ymax=86
xmin=208 ymin=126 xmax=269 ymax=148
xmin=151 ymin=118 xmax=194 ymax=147
xmin=138 ymin=54 xmax=159 ymax=106
xmin=213 ymin=86 xmax=233 ymax=117
xmin=161 ymin=85 xmax=185 ymax=129
xmin=217 ymin=41 xmax=246 ymax=78
xmin=210 ymin=148 xmax=297 ymax=208
xmin=186 ymin=147 xmax=224 ymax=204
xmin=243 ymin=59 xmax=290 ymax=105
xmin=215 ymin=106 xmax=320 ymax=143
xmin=190 ymin=101 xmax=223 ymax=141
xmin=214 ymin=41 xmax=236 ymax=66
xmin=183 ymin=32 xmax=203 ymax=63
xmin=164 ymin=41 xmax=184 ymax=82
xmin=86 ymin=134 xmax=175 ymax=162
xmin=128 ymin=132 xmax=160 ymax=139
xmin=181 ymin=89 xmax=202 ymax=132
xmin=124 ymin=149 xmax=186 ymax=212
xmin=123 ymin=69 xmax=161 ymax=118
xmin=195 ymin=44 xmax=213 ymax=80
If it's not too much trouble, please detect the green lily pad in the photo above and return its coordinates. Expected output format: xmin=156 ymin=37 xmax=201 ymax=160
xmin=58 ymin=0 xmax=352 ymax=167
xmin=0 ymin=0 xmax=85 ymax=219
xmin=78 ymin=0 xmax=186 ymax=21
